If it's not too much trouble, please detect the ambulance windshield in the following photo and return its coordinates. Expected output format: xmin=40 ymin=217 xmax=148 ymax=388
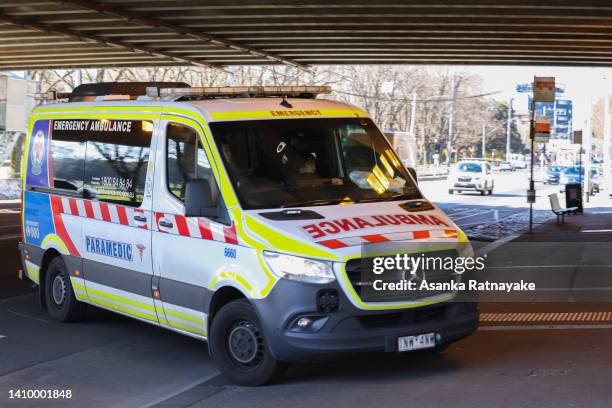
xmin=210 ymin=118 xmax=421 ymax=210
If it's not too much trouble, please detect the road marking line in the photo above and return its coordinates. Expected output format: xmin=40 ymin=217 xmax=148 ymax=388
xmin=453 ymin=210 xmax=494 ymax=221
xmin=0 ymin=335 xmax=6 ymax=339
xmin=479 ymin=324 xmax=612 ymax=331
xmin=476 ymin=233 xmax=520 ymax=256
xmin=139 ymin=372 xmax=221 ymax=408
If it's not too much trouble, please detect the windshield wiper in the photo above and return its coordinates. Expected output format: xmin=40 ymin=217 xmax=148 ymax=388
xmin=353 ymin=193 xmax=417 ymax=203
xmin=280 ymin=198 xmax=346 ymax=208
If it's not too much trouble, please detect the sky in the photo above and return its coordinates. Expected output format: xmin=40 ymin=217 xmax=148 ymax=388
xmin=455 ymin=66 xmax=612 ymax=129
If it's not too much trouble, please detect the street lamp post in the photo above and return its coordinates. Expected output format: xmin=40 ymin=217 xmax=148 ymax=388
xmin=506 ymin=97 xmax=513 ymax=161
xmin=482 ymin=123 xmax=486 ymax=158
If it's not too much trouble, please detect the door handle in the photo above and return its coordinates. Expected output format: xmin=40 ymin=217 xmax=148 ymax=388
xmin=133 ymin=214 xmax=147 ymax=222
xmin=159 ymin=219 xmax=174 ymax=229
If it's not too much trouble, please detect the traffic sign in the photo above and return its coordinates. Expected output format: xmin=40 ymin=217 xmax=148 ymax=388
xmin=534 ymin=77 xmax=556 ymax=102
xmin=527 ymin=189 xmax=536 ymax=203
xmin=573 ymin=130 xmax=583 ymax=144
xmin=534 ymin=116 xmax=551 ymax=142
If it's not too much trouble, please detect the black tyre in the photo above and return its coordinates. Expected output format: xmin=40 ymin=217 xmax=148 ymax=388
xmin=448 ymin=189 xmax=454 ymax=194
xmin=210 ymin=299 xmax=288 ymax=386
xmin=480 ymin=190 xmax=485 ymax=196
xmin=44 ymin=257 xmax=86 ymax=322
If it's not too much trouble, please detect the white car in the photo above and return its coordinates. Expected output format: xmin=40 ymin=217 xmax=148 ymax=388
xmin=448 ymin=160 xmax=495 ymax=195
xmin=498 ymin=161 xmax=514 ymax=172
xmin=510 ymin=159 xmax=527 ymax=169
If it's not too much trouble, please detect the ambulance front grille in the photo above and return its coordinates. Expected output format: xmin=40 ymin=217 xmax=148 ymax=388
xmin=344 ymin=250 xmax=459 ymax=303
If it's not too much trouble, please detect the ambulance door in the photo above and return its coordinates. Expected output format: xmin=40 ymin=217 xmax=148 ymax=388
xmin=81 ymin=119 xmax=157 ymax=323
xmin=151 ymin=120 xmax=231 ymax=337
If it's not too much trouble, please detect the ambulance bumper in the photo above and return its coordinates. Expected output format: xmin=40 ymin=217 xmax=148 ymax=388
xmin=253 ymin=279 xmax=479 ymax=362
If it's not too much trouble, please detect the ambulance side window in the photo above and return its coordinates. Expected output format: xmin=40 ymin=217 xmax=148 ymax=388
xmin=83 ymin=121 xmax=152 ymax=207
xmin=51 ymin=133 xmax=85 ymax=191
xmin=166 ymin=123 xmax=214 ymax=202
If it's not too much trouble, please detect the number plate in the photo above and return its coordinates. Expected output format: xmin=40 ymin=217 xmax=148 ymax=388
xmin=398 ymin=333 xmax=436 ymax=352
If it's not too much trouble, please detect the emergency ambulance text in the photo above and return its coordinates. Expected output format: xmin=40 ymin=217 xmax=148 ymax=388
xmin=301 ymin=214 xmax=449 ymax=239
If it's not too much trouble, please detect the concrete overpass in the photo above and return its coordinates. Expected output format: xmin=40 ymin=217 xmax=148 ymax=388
xmin=2 ymin=1 xmax=612 ymax=71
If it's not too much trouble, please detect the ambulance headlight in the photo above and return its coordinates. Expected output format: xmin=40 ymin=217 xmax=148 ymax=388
xmin=263 ymin=251 xmax=335 ymax=284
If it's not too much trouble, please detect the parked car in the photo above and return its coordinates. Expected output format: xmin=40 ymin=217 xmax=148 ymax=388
xmin=544 ymin=165 xmax=565 ymax=185
xmin=498 ymin=161 xmax=514 ymax=172
xmin=448 ymin=160 xmax=495 ymax=195
xmin=510 ymin=158 xmax=527 ymax=169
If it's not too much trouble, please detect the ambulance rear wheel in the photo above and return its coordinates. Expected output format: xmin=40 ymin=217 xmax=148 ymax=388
xmin=210 ymin=299 xmax=288 ymax=386
xmin=44 ymin=257 xmax=86 ymax=322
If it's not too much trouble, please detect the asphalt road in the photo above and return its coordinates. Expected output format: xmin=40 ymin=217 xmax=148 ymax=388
xmin=419 ymin=170 xmax=560 ymax=234
xmin=1 ymin=180 xmax=612 ymax=407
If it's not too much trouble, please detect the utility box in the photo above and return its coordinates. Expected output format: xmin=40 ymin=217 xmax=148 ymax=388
xmin=565 ymin=183 xmax=583 ymax=214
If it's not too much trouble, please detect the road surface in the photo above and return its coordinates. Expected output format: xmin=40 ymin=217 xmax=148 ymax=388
xmin=1 ymin=176 xmax=612 ymax=407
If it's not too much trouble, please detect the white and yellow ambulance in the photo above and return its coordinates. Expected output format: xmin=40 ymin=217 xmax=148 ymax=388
xmin=19 ymin=83 xmax=478 ymax=385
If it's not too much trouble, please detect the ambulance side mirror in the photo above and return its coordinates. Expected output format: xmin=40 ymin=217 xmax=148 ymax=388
xmin=407 ymin=167 xmax=418 ymax=184
xmin=185 ymin=179 xmax=218 ymax=218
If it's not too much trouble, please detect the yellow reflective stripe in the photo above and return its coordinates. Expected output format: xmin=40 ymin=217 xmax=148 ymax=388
xmin=87 ymin=296 xmax=159 ymax=322
xmin=33 ymin=106 xmax=165 ymax=113
xmin=25 ymin=261 xmax=40 ymax=285
xmin=168 ymin=320 xmax=206 ymax=336
xmin=41 ymin=234 xmax=70 ymax=255
xmin=72 ymin=281 xmax=159 ymax=322
xmin=164 ymin=308 xmax=205 ymax=326
xmin=209 ymin=271 xmax=254 ymax=294
xmin=30 ymin=113 xmax=159 ymax=121
xmin=210 ymin=109 xmax=365 ymax=121
xmin=339 ymin=268 xmax=454 ymax=310
xmin=73 ymin=280 xmax=157 ymax=312
xmin=244 ymin=214 xmax=339 ymax=260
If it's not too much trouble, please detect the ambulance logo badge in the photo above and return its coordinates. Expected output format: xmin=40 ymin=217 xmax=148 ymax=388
xmin=31 ymin=130 xmax=46 ymax=176
xmin=136 ymin=244 xmax=146 ymax=261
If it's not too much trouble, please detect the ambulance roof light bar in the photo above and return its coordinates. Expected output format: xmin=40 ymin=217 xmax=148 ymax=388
xmin=158 ymin=86 xmax=332 ymax=101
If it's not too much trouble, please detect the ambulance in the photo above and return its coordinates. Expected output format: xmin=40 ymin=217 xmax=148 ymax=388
xmin=19 ymin=83 xmax=478 ymax=385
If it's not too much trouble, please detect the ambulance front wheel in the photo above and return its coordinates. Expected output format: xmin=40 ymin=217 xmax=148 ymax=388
xmin=44 ymin=256 xmax=86 ymax=322
xmin=210 ymin=299 xmax=288 ymax=386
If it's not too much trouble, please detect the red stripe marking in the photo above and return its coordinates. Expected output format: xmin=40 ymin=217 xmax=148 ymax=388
xmin=50 ymin=196 xmax=80 ymax=257
xmin=175 ymin=215 xmax=189 ymax=236
xmin=68 ymin=198 xmax=79 ymax=216
xmin=99 ymin=203 xmax=111 ymax=222
xmin=444 ymin=229 xmax=458 ymax=238
xmin=83 ymin=200 xmax=94 ymax=219
xmin=116 ymin=206 xmax=129 ymax=226
xmin=51 ymin=195 xmax=63 ymax=213
xmin=224 ymin=224 xmax=238 ymax=244
xmin=362 ymin=234 xmax=389 ymax=243
xmin=198 ymin=219 xmax=213 ymax=240
xmin=413 ymin=230 xmax=430 ymax=239
xmin=318 ymin=239 xmax=348 ymax=249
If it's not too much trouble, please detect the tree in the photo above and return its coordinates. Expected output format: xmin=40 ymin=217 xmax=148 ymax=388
xmin=484 ymin=101 xmax=525 ymax=158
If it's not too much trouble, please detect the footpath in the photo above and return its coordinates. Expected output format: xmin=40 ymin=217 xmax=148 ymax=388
xmin=477 ymin=200 xmax=612 ymax=320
